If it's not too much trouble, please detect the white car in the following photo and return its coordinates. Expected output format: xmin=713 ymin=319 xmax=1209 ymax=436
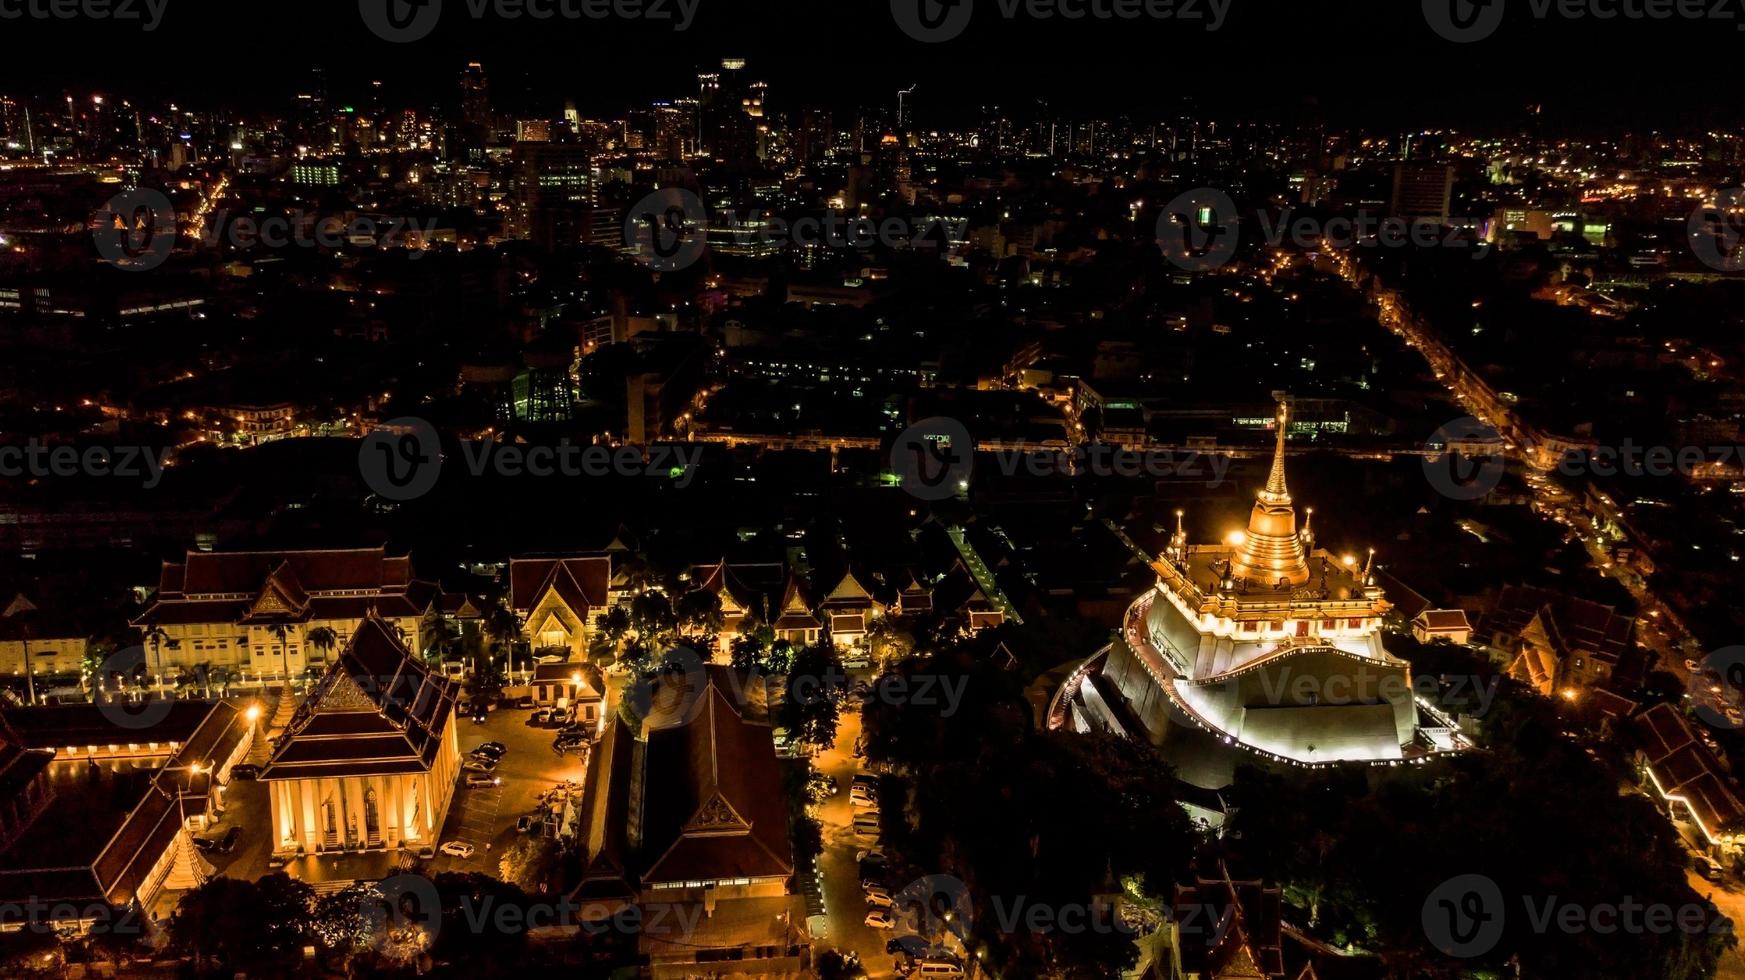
xmin=465 ymin=772 xmax=500 ymax=789
xmin=850 ymin=788 xmax=878 ymax=807
xmin=864 ymin=909 xmax=897 ymax=930
xmin=864 ymin=891 xmax=894 ymax=910
xmin=439 ymin=840 xmax=475 ymax=859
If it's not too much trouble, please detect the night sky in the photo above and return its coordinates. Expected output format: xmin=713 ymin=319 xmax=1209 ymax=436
xmin=1 ymin=0 xmax=1738 ymax=132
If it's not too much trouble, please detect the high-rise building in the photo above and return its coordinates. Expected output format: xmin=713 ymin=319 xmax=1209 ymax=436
xmin=512 ymin=141 xmax=596 ymax=249
xmin=1391 ymin=161 xmax=1455 ymax=225
xmin=459 ymin=62 xmax=492 ymax=153
xmin=698 ymin=58 xmax=762 ymax=164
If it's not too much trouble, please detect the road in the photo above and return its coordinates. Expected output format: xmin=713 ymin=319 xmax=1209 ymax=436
xmin=1689 ymin=871 xmax=1745 ymax=980
xmin=812 ymin=708 xmax=908 ymax=978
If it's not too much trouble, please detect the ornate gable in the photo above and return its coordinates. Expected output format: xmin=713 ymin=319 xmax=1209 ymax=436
xmin=683 ymin=791 xmax=751 ymax=836
xmin=318 ymin=670 xmax=381 ymax=712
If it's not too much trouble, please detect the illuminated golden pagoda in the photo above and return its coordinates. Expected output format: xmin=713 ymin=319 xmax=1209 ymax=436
xmin=1230 ymin=405 xmax=1311 ymax=587
xmin=1049 ymin=398 xmax=1469 ymax=783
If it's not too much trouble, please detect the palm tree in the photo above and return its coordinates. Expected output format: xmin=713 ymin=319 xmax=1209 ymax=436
xmin=269 ymin=625 xmax=291 ymax=686
xmin=306 ymin=626 xmax=338 ymax=666
xmin=484 ymin=606 xmax=524 ymax=681
xmin=143 ymin=624 xmax=168 ymax=685
xmin=420 ymin=609 xmax=459 ymax=667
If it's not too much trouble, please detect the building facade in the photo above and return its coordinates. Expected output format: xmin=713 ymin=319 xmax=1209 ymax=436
xmin=133 ymin=548 xmax=441 ymax=680
xmin=261 ymin=615 xmax=460 ymax=856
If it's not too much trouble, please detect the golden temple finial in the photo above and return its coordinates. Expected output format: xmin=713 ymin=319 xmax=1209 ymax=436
xmin=1362 ymin=547 xmax=1376 ymax=584
xmin=1230 ymin=399 xmax=1311 ymax=588
xmin=1261 ymin=402 xmax=1291 ymax=504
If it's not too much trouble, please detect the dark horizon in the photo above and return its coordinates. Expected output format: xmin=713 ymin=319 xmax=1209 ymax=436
xmin=0 ymin=0 xmax=1737 ymax=133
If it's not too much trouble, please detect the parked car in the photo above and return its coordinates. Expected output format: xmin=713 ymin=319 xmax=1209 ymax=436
xmin=864 ymin=891 xmax=895 ymax=910
xmin=915 ymin=959 xmax=966 ymax=978
xmin=864 ymin=909 xmax=897 ymax=930
xmin=462 ymin=757 xmax=498 ymax=773
xmin=465 ymin=772 xmax=501 ymax=789
xmin=472 ymin=742 xmax=507 ymax=759
xmin=888 ymin=936 xmax=930 ymax=957
xmin=439 ymin=840 xmax=475 ymax=859
xmin=850 ymin=786 xmax=878 ymax=807
xmin=195 ymin=826 xmax=240 ymax=855
xmin=531 ymin=707 xmax=553 ymax=725
xmin=515 ymin=696 xmax=535 ymax=709
xmin=229 ymin=764 xmax=260 ymax=781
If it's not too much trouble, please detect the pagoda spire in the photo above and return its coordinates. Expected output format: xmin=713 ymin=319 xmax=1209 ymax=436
xmin=1230 ymin=400 xmax=1311 ymax=587
xmin=1260 ymin=403 xmax=1291 ymax=505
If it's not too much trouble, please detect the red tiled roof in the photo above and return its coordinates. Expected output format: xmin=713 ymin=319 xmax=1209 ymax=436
xmin=135 ymin=548 xmax=435 ymax=627
xmin=509 ymin=556 xmax=612 ymax=613
xmin=261 ymin=615 xmax=457 ymax=780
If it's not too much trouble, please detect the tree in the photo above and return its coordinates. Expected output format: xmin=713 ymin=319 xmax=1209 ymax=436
xmin=269 ymin=624 xmax=292 ymax=685
xmin=253 ymin=872 xmax=315 ymax=962
xmin=730 ymin=625 xmax=770 ymax=671
xmin=675 ymin=588 xmax=725 ymax=645
xmin=466 ymin=653 xmax=508 ymax=707
xmin=630 ymin=589 xmax=678 ymax=643
xmin=420 ymin=608 xmax=460 ymax=666
xmin=311 ymin=883 xmax=385 ymax=963
xmin=0 ymin=925 xmax=62 ymax=975
xmin=142 ymin=624 xmax=168 ymax=682
xmin=778 ymin=643 xmax=843 ymax=750
xmin=170 ymin=876 xmax=268 ymax=974
xmin=485 ymin=606 xmax=525 ymax=679
xmin=305 ymin=625 xmax=339 ymax=665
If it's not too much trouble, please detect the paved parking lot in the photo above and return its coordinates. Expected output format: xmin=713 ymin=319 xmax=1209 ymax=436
xmin=429 ymin=704 xmax=593 ymax=878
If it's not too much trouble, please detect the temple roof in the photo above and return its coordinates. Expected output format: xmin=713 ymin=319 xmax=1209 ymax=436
xmin=261 ymin=615 xmax=458 ymax=780
xmin=134 ymin=547 xmax=438 ymax=627
xmin=509 ymin=555 xmax=612 ymax=613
